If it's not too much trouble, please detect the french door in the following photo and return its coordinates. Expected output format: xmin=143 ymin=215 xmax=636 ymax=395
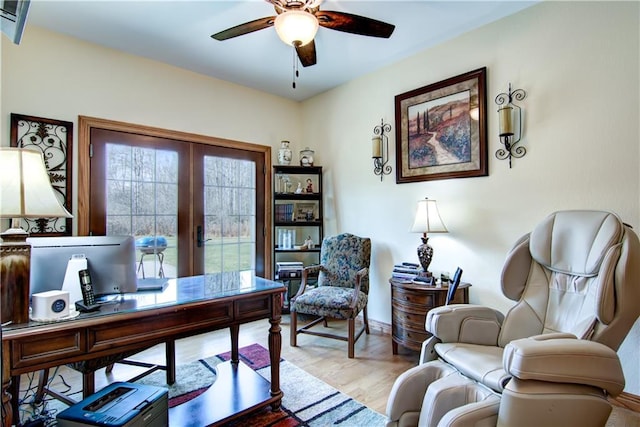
xmin=87 ymin=128 xmax=266 ymax=278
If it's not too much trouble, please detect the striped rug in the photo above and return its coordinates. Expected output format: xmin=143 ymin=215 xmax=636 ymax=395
xmin=162 ymin=343 xmax=386 ymax=426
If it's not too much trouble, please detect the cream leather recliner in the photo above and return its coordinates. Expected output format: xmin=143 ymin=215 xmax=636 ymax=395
xmin=386 ymin=210 xmax=640 ymax=427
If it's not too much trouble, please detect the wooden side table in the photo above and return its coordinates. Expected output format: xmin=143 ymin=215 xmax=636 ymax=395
xmin=390 ymin=279 xmax=470 ymax=354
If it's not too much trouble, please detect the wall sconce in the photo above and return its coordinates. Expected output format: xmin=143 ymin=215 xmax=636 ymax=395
xmin=495 ymin=83 xmax=527 ymax=168
xmin=372 ymin=119 xmax=392 ymax=181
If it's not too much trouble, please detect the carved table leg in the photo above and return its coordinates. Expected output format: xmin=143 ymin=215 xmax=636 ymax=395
xmin=269 ymin=292 xmax=283 ymax=410
xmin=1 ymin=341 xmax=12 ymax=427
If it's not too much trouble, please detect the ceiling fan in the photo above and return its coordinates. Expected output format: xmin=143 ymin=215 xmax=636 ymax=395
xmin=211 ymin=0 xmax=395 ymax=68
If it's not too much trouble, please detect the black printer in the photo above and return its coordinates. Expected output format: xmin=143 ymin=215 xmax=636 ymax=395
xmin=56 ymin=382 xmax=168 ymax=427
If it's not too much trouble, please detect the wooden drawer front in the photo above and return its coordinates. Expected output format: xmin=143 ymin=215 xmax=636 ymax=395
xmin=235 ymin=294 xmax=272 ymax=321
xmin=88 ymin=303 xmax=233 ymax=353
xmin=11 ymin=329 xmax=83 ymax=370
xmin=392 ymin=289 xmax=434 ymax=309
xmin=392 ymin=324 xmax=429 ymax=351
xmin=393 ymin=310 xmax=426 ymax=331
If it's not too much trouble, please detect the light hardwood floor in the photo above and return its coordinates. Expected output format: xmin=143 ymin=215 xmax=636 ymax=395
xmin=20 ymin=315 xmax=640 ymax=426
xmin=20 ymin=315 xmax=418 ymax=417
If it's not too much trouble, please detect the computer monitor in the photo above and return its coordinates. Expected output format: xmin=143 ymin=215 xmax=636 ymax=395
xmin=27 ymin=235 xmax=138 ymax=298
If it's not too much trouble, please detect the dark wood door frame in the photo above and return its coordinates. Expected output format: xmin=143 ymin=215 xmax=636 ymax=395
xmin=77 ymin=115 xmax=273 ymax=278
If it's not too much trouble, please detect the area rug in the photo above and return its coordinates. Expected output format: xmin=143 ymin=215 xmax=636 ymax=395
xmin=143 ymin=343 xmax=386 ymax=426
xmin=23 ymin=344 xmax=385 ymax=426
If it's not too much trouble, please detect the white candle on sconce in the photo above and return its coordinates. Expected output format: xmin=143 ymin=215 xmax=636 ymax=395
xmin=372 ymin=136 xmax=382 ymax=158
xmin=499 ymin=105 xmax=514 ymax=136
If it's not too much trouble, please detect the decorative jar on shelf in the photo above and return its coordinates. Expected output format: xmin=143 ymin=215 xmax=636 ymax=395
xmin=299 ymin=147 xmax=314 ymax=167
xmin=278 ymin=140 xmax=292 ymax=165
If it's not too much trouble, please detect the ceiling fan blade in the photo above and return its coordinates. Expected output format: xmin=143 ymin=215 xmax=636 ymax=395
xmin=211 ymin=16 xmax=276 ymax=41
xmin=295 ymin=40 xmax=317 ymax=67
xmin=315 ymin=11 xmax=395 ymax=38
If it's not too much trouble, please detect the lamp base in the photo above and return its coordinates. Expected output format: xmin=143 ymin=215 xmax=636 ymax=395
xmin=0 ymin=230 xmax=31 ymax=325
xmin=417 ymin=236 xmax=434 ymax=273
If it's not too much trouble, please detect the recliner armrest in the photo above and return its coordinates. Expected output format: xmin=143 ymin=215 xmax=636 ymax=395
xmin=503 ymin=334 xmax=625 ymax=396
xmin=426 ymin=304 xmax=504 ymax=345
xmin=386 ymin=360 xmax=458 ymax=425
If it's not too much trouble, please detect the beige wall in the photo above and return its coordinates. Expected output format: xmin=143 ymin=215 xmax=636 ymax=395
xmin=0 ymin=26 xmax=303 ymax=192
xmin=301 ymin=1 xmax=640 ymax=392
xmin=2 ymin=1 xmax=639 ymax=393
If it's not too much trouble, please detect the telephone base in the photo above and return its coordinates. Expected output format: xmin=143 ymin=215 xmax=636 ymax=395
xmin=75 ymin=301 xmax=101 ymax=313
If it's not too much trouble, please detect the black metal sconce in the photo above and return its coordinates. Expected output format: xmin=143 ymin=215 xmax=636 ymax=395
xmin=495 ymin=83 xmax=527 ymax=168
xmin=372 ymin=119 xmax=392 ymax=181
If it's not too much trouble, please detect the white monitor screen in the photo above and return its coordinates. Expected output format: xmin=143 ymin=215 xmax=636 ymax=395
xmin=27 ymin=235 xmax=138 ymax=298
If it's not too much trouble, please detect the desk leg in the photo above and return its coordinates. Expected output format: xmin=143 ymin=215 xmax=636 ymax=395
xmin=229 ymin=324 xmax=239 ymax=364
xmin=268 ymin=292 xmax=283 ymax=410
xmin=1 ymin=340 xmax=12 ymax=427
xmin=166 ymin=340 xmax=176 ymax=384
xmin=0 ymin=380 xmax=10 ymax=427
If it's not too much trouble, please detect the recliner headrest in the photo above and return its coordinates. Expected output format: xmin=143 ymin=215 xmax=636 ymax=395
xmin=529 ymin=210 xmax=624 ymax=276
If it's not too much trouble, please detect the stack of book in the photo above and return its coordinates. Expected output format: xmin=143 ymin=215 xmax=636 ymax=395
xmin=276 ymin=261 xmax=304 ymax=279
xmin=275 ymin=203 xmax=294 ymax=222
xmin=392 ymin=262 xmax=423 ymax=281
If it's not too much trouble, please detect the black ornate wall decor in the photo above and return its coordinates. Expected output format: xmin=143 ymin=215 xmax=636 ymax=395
xmin=10 ymin=113 xmax=73 ymax=236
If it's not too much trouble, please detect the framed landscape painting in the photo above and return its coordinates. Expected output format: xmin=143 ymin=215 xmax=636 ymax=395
xmin=395 ymin=67 xmax=487 ymax=183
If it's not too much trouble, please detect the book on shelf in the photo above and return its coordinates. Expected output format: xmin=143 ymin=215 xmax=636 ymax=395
xmin=276 ymin=261 xmax=303 ymax=270
xmin=276 ymin=261 xmax=304 ymax=269
xmin=276 ymin=261 xmax=304 ymax=280
xmin=275 ymin=203 xmax=294 ymax=222
xmin=276 ymin=270 xmax=302 ymax=279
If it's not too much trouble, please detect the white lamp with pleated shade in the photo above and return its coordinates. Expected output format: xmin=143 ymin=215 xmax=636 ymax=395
xmin=0 ymin=147 xmax=72 ymax=324
xmin=410 ymin=198 xmax=448 ymax=273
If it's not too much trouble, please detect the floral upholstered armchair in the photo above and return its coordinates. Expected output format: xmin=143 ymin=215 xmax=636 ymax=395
xmin=290 ymin=233 xmax=371 ymax=358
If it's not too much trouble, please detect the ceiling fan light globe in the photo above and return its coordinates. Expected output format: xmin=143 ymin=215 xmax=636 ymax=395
xmin=274 ymin=10 xmax=319 ymax=47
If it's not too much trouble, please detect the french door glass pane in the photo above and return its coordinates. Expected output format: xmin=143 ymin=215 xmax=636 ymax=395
xmin=105 ymin=144 xmax=179 ymax=279
xmin=203 ymin=156 xmax=256 ymax=274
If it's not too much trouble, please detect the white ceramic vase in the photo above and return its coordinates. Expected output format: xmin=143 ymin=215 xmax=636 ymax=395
xmin=278 ymin=141 xmax=292 ymax=165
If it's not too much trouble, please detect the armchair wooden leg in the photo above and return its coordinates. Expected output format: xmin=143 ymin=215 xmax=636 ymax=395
xmin=348 ymin=318 xmax=355 ymax=359
xmin=105 ymin=363 xmax=115 ymax=374
xmin=363 ymin=306 xmax=370 ymax=334
xmin=290 ymin=311 xmax=298 ymax=347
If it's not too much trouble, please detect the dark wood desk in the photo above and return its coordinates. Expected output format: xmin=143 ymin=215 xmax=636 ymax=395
xmin=1 ymin=273 xmax=285 ymax=427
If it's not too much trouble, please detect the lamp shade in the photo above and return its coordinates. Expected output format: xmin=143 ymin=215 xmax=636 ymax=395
xmin=410 ymin=198 xmax=448 ymax=234
xmin=274 ymin=10 xmax=319 ymax=46
xmin=0 ymin=148 xmax=72 ymax=219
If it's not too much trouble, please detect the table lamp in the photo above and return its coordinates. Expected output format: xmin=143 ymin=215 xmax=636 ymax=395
xmin=0 ymin=147 xmax=72 ymax=324
xmin=410 ymin=198 xmax=448 ymax=274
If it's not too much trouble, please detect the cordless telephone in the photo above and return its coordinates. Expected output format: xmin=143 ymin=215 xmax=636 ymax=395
xmin=76 ymin=269 xmax=101 ymax=312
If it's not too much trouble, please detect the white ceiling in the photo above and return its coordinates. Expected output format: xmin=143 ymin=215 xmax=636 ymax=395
xmin=26 ymin=1 xmax=537 ymax=102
